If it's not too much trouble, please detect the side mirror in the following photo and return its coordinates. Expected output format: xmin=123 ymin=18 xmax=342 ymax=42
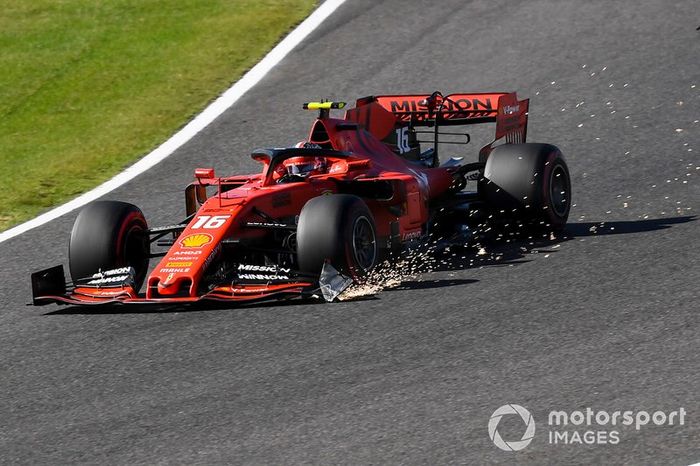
xmin=195 ymin=168 xmax=215 ymax=179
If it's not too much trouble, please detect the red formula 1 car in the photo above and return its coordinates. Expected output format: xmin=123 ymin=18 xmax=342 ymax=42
xmin=31 ymin=91 xmax=571 ymax=306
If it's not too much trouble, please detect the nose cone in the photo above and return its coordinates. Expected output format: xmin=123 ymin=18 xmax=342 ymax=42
xmin=149 ymin=274 xmax=192 ymax=297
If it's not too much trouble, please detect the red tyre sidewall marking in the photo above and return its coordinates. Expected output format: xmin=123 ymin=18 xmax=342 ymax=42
xmin=115 ymin=211 xmax=144 ymax=265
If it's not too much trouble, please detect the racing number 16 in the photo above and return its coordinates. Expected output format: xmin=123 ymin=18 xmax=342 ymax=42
xmin=396 ymin=127 xmax=411 ymax=154
xmin=192 ymin=215 xmax=230 ymax=229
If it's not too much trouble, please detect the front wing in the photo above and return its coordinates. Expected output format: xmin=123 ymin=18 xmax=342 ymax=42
xmin=30 ymin=265 xmax=320 ymax=307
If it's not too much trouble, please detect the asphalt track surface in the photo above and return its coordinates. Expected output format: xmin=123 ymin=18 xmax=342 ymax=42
xmin=1 ymin=0 xmax=699 ymax=464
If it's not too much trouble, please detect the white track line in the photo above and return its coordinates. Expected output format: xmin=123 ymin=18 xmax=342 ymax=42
xmin=0 ymin=0 xmax=346 ymax=244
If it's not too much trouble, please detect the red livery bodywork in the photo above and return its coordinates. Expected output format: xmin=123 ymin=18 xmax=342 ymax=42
xmin=31 ymin=91 xmax=531 ymax=306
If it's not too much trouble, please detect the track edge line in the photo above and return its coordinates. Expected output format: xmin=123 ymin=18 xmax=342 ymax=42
xmin=0 ymin=0 xmax=347 ymax=244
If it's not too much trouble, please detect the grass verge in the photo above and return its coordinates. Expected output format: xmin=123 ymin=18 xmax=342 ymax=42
xmin=0 ymin=0 xmax=316 ymax=231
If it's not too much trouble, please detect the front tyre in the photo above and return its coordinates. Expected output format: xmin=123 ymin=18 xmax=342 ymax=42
xmin=297 ymin=194 xmax=378 ymax=278
xmin=480 ymin=143 xmax=571 ymax=231
xmin=69 ymin=201 xmax=150 ymax=290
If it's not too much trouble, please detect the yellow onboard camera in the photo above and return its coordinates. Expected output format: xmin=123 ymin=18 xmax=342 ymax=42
xmin=302 ymin=101 xmax=346 ymax=110
xmin=303 ymin=101 xmax=346 ymax=118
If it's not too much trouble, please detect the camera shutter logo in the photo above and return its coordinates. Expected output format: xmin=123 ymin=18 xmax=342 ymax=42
xmin=488 ymin=404 xmax=536 ymax=451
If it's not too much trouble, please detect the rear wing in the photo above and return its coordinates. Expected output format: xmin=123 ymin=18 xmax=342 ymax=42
xmin=370 ymin=93 xmax=503 ymax=124
xmin=345 ymin=91 xmax=529 ymax=162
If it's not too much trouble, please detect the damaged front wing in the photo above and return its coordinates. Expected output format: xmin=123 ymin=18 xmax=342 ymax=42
xmin=30 ymin=263 xmax=353 ymax=306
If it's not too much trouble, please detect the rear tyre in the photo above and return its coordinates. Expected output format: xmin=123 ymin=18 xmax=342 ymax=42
xmin=480 ymin=143 xmax=571 ymax=231
xmin=69 ymin=201 xmax=150 ymax=290
xmin=297 ymin=194 xmax=378 ymax=278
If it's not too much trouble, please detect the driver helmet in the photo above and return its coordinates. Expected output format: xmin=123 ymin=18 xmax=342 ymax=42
xmin=294 ymin=141 xmax=322 ymax=149
xmin=284 ymin=156 xmax=327 ymax=178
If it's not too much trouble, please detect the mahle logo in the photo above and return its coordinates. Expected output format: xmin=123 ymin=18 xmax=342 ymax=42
xmin=488 ymin=404 xmax=536 ymax=451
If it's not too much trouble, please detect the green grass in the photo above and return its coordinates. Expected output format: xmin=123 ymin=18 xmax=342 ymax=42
xmin=0 ymin=0 xmax=316 ymax=230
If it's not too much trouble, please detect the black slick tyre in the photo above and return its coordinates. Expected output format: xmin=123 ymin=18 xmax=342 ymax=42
xmin=480 ymin=143 xmax=571 ymax=231
xmin=69 ymin=201 xmax=150 ymax=290
xmin=297 ymin=194 xmax=378 ymax=278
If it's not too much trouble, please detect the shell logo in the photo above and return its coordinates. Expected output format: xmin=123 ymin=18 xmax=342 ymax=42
xmin=180 ymin=233 xmax=213 ymax=248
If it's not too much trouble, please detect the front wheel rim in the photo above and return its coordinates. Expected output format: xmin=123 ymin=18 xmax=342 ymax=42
xmin=352 ymin=216 xmax=377 ymax=271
